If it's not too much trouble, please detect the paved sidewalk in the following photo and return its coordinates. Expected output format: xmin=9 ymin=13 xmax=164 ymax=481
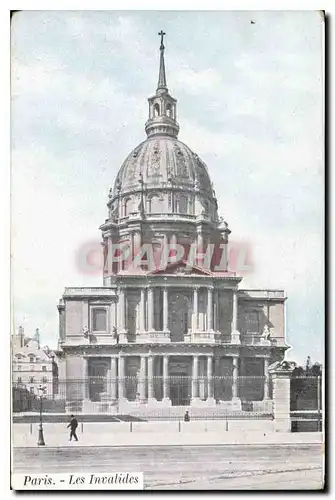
xmin=13 ymin=431 xmax=323 ymax=448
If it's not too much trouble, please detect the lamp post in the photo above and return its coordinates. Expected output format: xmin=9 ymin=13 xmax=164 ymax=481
xmin=37 ymin=385 xmax=46 ymax=446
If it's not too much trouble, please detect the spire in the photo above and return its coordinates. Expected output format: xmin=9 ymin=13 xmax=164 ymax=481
xmin=157 ymin=30 xmax=167 ymax=93
xmin=145 ymin=31 xmax=179 ymax=138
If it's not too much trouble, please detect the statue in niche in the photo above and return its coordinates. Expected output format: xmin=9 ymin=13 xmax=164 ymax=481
xmin=262 ymin=324 xmax=271 ymax=340
xmin=102 ymin=239 xmax=108 ymax=269
xmin=110 ymin=203 xmax=118 ymax=221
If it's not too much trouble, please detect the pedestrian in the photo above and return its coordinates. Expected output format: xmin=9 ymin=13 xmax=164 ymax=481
xmin=184 ymin=410 xmax=190 ymax=422
xmin=67 ymin=414 xmax=79 ymax=441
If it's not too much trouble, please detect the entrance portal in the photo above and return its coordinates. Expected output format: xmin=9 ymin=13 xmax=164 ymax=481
xmin=170 ymin=372 xmax=191 ymax=406
xmin=88 ymin=358 xmax=110 ymax=401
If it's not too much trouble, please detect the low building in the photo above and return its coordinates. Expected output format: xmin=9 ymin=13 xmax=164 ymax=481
xmin=12 ymin=327 xmax=54 ymax=398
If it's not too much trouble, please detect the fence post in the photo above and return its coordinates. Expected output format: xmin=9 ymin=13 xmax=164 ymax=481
xmin=268 ymin=361 xmax=294 ymax=432
xmin=317 ymin=375 xmax=321 ymax=432
xmin=30 ymin=423 xmax=32 ymax=435
xmin=81 ymin=422 xmax=83 ymax=433
xmin=130 ymin=421 xmax=132 ymax=433
xmin=178 ymin=420 xmax=181 ymax=433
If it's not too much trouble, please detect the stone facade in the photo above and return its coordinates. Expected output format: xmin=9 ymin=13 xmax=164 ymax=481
xmin=12 ymin=327 xmax=54 ymax=397
xmin=58 ymin=35 xmax=289 ymax=414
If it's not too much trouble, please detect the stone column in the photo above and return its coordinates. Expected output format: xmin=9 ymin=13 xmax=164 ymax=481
xmin=133 ymin=231 xmax=141 ymax=261
xmin=84 ymin=357 xmax=89 ymax=400
xmin=264 ymin=358 xmax=270 ymax=400
xmin=213 ymin=290 xmax=218 ymax=331
xmin=231 ymin=291 xmax=240 ymax=344
xmin=139 ymin=356 xmax=146 ymax=403
xmin=269 ymin=363 xmax=293 ymax=432
xmin=231 ymin=291 xmax=238 ymax=331
xmin=170 ymin=234 xmax=177 ymax=247
xmin=163 ymin=287 xmax=169 ymax=331
xmin=232 ymin=356 xmax=239 ymax=400
xmin=140 ymin=288 xmax=146 ymax=332
xmin=207 ymin=287 xmax=213 ymax=331
xmin=163 ymin=355 xmax=170 ymax=402
xmin=110 ymin=300 xmax=117 ymax=340
xmin=193 ymin=288 xmax=198 ymax=331
xmin=118 ymin=355 xmax=126 ymax=400
xmin=147 ymin=355 xmax=155 ymax=401
xmin=197 ymin=232 xmax=204 ymax=266
xmin=105 ymin=360 xmax=112 ymax=400
xmin=207 ymin=355 xmax=215 ymax=404
xmin=110 ymin=357 xmax=117 ymax=402
xmin=191 ymin=355 xmax=200 ymax=402
xmin=118 ymin=288 xmax=126 ymax=332
xmin=148 ymin=287 xmax=155 ymax=331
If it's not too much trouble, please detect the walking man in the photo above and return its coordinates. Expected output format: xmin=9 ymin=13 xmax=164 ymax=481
xmin=67 ymin=415 xmax=79 ymax=441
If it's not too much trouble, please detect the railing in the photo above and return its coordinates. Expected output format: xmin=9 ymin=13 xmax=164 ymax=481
xmin=13 ymin=376 xmax=272 ymax=414
xmin=242 ymin=333 xmax=273 ymax=346
xmin=239 ymin=290 xmax=286 ymax=299
xmin=290 ymin=375 xmax=322 ymax=432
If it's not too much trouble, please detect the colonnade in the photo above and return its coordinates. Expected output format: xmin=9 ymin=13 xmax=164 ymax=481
xmin=85 ymin=353 xmax=270 ymax=403
xmin=117 ymin=287 xmax=239 ymax=334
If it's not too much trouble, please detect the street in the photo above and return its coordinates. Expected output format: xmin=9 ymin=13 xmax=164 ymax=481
xmin=12 ymin=444 xmax=324 ymax=490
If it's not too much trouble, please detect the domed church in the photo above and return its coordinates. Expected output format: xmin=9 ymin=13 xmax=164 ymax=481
xmin=57 ymin=33 xmax=289 ymax=415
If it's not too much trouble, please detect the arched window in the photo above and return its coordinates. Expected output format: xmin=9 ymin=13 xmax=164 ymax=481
xmin=123 ymin=197 xmax=132 ymax=217
xmin=166 ymin=104 xmax=172 ymax=118
xmin=154 ymin=103 xmax=160 ymax=117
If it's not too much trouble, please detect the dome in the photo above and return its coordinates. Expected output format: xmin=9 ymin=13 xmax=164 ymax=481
xmin=100 ymin=33 xmax=231 ymax=283
xmin=106 ymin=33 xmax=220 ymax=224
xmin=112 ymin=136 xmax=213 ymax=198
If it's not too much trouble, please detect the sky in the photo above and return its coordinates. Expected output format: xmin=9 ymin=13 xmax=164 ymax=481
xmin=11 ymin=10 xmax=324 ymax=365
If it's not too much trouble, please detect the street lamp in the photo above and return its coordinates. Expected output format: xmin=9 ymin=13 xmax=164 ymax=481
xmin=37 ymin=385 xmax=46 ymax=446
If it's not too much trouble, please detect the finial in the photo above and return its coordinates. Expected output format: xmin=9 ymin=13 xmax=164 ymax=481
xmin=158 ymin=30 xmax=166 ymax=50
xmin=157 ymin=30 xmax=167 ymax=92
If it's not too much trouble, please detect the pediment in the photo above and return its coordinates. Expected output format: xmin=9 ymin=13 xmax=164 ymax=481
xmin=149 ymin=260 xmax=211 ymax=276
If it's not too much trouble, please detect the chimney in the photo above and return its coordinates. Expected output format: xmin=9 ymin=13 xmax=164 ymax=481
xmin=35 ymin=328 xmax=40 ymax=349
xmin=18 ymin=326 xmax=24 ymax=348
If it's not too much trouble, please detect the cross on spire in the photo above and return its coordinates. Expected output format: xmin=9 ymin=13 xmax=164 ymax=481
xmin=158 ymin=30 xmax=166 ymax=50
xmin=157 ymin=30 xmax=167 ymax=91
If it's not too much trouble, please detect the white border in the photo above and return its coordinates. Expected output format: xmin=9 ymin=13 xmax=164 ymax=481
xmin=2 ymin=3 xmax=330 ymax=497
